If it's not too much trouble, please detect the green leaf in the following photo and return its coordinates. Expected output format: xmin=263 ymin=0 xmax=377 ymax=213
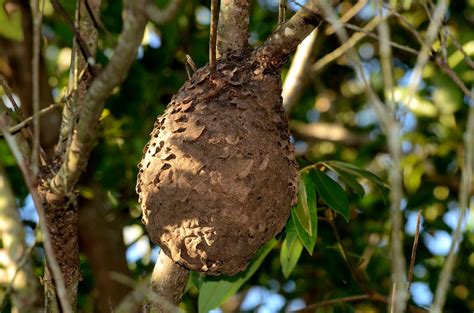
xmin=198 ymin=239 xmax=277 ymax=313
xmin=291 ymin=209 xmax=317 ymax=255
xmin=311 ymin=169 xmax=350 ymax=221
xmin=294 ymin=171 xmax=317 ymax=236
xmin=280 ymin=218 xmax=304 ymax=278
xmin=185 ymin=271 xmax=204 ymax=293
xmin=325 ymin=164 xmax=365 ymax=198
xmin=325 ymin=161 xmax=387 ymax=190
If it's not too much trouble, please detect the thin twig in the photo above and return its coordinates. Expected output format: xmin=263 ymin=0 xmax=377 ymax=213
xmin=0 ymin=75 xmax=48 ymax=164
xmin=399 ymin=0 xmax=449 ymax=109
xmin=387 ymin=3 xmax=470 ymax=98
xmin=31 ymin=0 xmax=45 ymax=176
xmin=376 ymin=0 xmax=395 ymax=111
xmin=448 ymin=32 xmax=474 ymax=70
xmin=209 ymin=0 xmax=219 ymax=77
xmin=50 ymin=0 xmax=98 ymax=76
xmin=340 ymin=21 xmax=419 ymax=56
xmin=312 ymin=15 xmax=390 ymax=73
xmin=0 ymin=104 xmax=61 ymax=137
xmin=297 ymin=294 xmax=375 ymax=311
xmin=328 ymin=211 xmax=370 ymax=294
xmin=0 ymin=100 xmax=31 ymax=160
xmin=185 ymin=54 xmax=197 ymax=80
xmin=407 ymin=209 xmax=422 ymax=292
xmin=325 ymin=0 xmax=368 ymax=35
xmin=323 ymin=10 xmax=472 ymax=100
xmin=318 ymin=0 xmax=388 ymax=127
xmin=0 ymin=74 xmax=22 ymax=115
xmin=434 ymin=55 xmax=472 ymax=98
xmin=0 ymin=118 xmax=73 ymax=313
xmin=381 ymin=4 xmax=425 ymax=47
xmin=297 ymin=292 xmax=427 ymax=313
xmin=431 ymin=90 xmax=474 ymax=313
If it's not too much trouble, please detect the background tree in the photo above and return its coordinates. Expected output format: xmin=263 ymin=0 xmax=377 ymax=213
xmin=0 ymin=0 xmax=473 ymax=313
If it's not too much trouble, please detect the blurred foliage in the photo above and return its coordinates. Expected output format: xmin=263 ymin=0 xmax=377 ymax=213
xmin=0 ymin=0 xmax=474 ymax=312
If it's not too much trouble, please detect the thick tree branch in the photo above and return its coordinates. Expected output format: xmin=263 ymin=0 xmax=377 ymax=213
xmin=217 ymin=0 xmax=252 ymax=59
xmin=252 ymin=0 xmax=338 ymax=69
xmin=282 ymin=29 xmax=317 ymax=113
xmin=50 ymin=0 xmax=147 ymax=194
xmin=144 ymin=250 xmax=189 ymax=312
xmin=54 ymin=0 xmax=101 ymax=157
xmin=146 ymin=0 xmax=182 ymax=25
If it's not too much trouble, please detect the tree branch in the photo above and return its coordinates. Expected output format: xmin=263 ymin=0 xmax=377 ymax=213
xmin=297 ymin=292 xmax=427 ymax=313
xmin=290 ymin=121 xmax=369 ymax=147
xmin=407 ymin=209 xmax=422 ymax=293
xmin=50 ymin=0 xmax=98 ymax=76
xmin=0 ymin=98 xmax=31 ymax=160
xmin=0 ymin=104 xmax=60 ymax=137
xmin=312 ymin=15 xmax=389 ymax=73
xmin=54 ymin=0 xmax=101 ymax=157
xmin=217 ymin=0 xmax=252 ymax=59
xmin=50 ymin=0 xmax=147 ymax=194
xmin=31 ymin=0 xmax=44 ymax=175
xmin=373 ymin=5 xmax=407 ymax=311
xmin=282 ymin=29 xmax=317 ymax=113
xmin=403 ymin=0 xmax=449 ymax=110
xmin=0 ymin=118 xmax=73 ymax=313
xmin=317 ymin=2 xmax=407 ymax=311
xmin=146 ymin=0 xmax=182 ymax=25
xmin=431 ymin=91 xmax=474 ymax=313
xmin=252 ymin=0 xmax=338 ymax=70
xmin=144 ymin=250 xmax=189 ymax=313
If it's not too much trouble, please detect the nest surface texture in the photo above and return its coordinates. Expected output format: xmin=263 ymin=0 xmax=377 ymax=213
xmin=137 ymin=59 xmax=298 ymax=275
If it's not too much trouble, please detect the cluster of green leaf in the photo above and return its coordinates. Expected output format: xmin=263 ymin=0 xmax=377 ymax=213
xmin=282 ymin=161 xmax=388 ymax=279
